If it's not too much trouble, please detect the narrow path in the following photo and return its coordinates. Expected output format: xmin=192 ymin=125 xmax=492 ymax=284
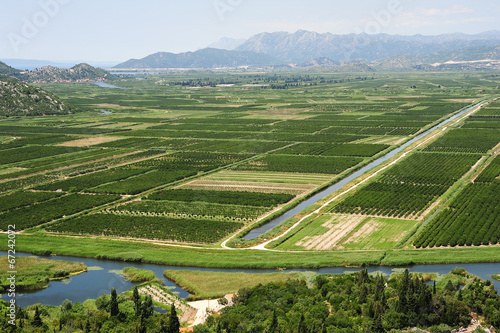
xmin=246 ymin=101 xmax=487 ymax=251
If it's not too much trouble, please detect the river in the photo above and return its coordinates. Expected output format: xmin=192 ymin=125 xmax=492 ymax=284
xmin=92 ymin=81 xmax=129 ymax=89
xmin=1 ymin=101 xmax=493 ymax=308
xmin=244 ymin=101 xmax=486 ymax=239
xmin=1 ymin=251 xmax=499 ymax=308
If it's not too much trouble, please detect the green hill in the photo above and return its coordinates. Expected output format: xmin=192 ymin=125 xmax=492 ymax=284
xmin=0 ymin=61 xmax=27 ymax=80
xmin=0 ymin=75 xmax=75 ymax=116
xmin=26 ymin=63 xmax=116 ymax=82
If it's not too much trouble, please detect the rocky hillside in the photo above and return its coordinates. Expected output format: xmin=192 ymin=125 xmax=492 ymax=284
xmin=235 ymin=30 xmax=500 ymax=63
xmin=0 ymin=61 xmax=27 ymax=80
xmin=113 ymin=48 xmax=282 ymax=69
xmin=26 ymin=63 xmax=115 ymax=82
xmin=0 ymin=75 xmax=75 ymax=116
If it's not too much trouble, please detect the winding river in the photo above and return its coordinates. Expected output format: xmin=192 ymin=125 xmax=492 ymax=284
xmin=1 ymin=251 xmax=499 ymax=308
xmin=1 ymin=101 xmax=494 ymax=308
xmin=244 ymin=101 xmax=486 ymax=239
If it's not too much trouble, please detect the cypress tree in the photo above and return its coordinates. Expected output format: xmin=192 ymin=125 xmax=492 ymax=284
xmin=141 ymin=295 xmax=154 ymax=319
xmin=398 ymin=270 xmax=410 ymax=313
xmin=84 ymin=318 xmax=91 ymax=333
xmin=110 ymin=288 xmax=119 ymax=316
xmin=371 ymin=313 xmax=384 ymax=333
xmin=297 ymin=313 xmax=307 ymax=333
xmin=133 ymin=287 xmax=141 ymax=317
xmin=167 ymin=303 xmax=180 ymax=333
xmin=267 ymin=310 xmax=279 ymax=333
xmin=359 ymin=284 xmax=368 ymax=304
xmin=31 ymin=306 xmax=43 ymax=327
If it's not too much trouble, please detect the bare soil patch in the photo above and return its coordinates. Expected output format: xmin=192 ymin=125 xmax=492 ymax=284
xmin=296 ymin=214 xmax=365 ymax=250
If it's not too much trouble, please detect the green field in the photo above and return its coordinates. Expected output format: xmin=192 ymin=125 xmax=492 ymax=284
xmin=0 ymin=71 xmax=499 ymax=264
xmin=0 ymin=256 xmax=86 ymax=291
xmin=163 ymin=270 xmax=302 ymax=300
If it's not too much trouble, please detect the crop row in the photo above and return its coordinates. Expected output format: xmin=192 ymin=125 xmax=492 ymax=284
xmin=94 ymin=137 xmax=169 ymax=149
xmin=0 ymin=145 xmax=86 ymax=165
xmin=47 ymin=214 xmax=243 ymax=243
xmin=462 ymin=119 xmax=500 ymax=129
xmin=0 ymin=173 xmax=59 ymax=193
xmin=0 ymin=134 xmax=71 ymax=151
xmin=0 ymin=193 xmax=120 ymax=230
xmin=0 ymin=190 xmax=63 ymax=212
xmin=183 ymin=140 xmax=287 ymax=154
xmin=274 ymin=143 xmax=389 ymax=157
xmin=475 ymin=155 xmax=500 ymax=183
xmin=235 ymin=154 xmax=363 ymax=174
xmin=88 ymin=170 xmax=195 ymax=195
xmin=110 ymin=200 xmax=267 ymax=220
xmin=331 ymin=182 xmax=447 ymax=218
xmin=149 ymin=123 xmax=276 ymax=133
xmin=425 ymin=128 xmax=500 ymax=153
xmin=381 ymin=152 xmax=481 ymax=186
xmin=0 ymin=125 xmax=130 ymax=135
xmin=414 ymin=182 xmax=500 ymax=247
xmin=35 ymin=166 xmax=149 ymax=192
xmin=148 ymin=189 xmax=294 ymax=207
xmin=135 ymin=151 xmax=251 ymax=171
xmin=474 ymin=107 xmax=500 ymax=116
xmin=330 ymin=152 xmax=480 ymax=218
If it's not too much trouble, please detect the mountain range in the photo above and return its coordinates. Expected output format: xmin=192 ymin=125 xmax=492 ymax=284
xmin=113 ymin=30 xmax=500 ymax=71
xmin=112 ymin=48 xmax=281 ymax=69
xmin=0 ymin=61 xmax=115 ymax=82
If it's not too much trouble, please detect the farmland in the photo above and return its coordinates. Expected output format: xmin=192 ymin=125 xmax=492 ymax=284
xmin=274 ymin=97 xmax=500 ymax=252
xmin=0 ymin=71 xmax=499 ymax=265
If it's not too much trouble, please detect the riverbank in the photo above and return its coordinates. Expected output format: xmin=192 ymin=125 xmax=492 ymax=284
xmin=0 ymin=255 xmax=86 ymax=292
xmin=2 ymin=233 xmax=500 ymax=269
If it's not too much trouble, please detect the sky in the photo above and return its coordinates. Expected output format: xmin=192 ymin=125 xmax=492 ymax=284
xmin=0 ymin=0 xmax=499 ymax=63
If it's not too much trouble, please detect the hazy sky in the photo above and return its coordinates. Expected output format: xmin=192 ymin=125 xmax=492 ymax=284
xmin=1 ymin=0 xmax=499 ymax=62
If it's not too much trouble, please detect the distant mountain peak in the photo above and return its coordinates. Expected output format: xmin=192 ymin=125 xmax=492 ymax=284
xmin=113 ymin=48 xmax=282 ymax=69
xmin=207 ymin=37 xmax=246 ymax=50
xmin=235 ymin=30 xmax=500 ymax=63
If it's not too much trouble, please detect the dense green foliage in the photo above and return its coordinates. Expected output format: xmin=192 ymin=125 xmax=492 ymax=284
xmin=2 ymin=270 xmax=498 ymax=332
xmin=0 ymin=190 xmax=62 ymax=212
xmin=200 ymin=269 xmax=500 ymax=332
xmin=0 ymin=193 xmax=120 ymax=230
xmin=35 ymin=166 xmax=150 ymax=192
xmin=331 ymin=152 xmax=480 ymax=218
xmin=111 ymin=200 xmax=267 ymax=221
xmin=475 ymin=155 xmax=500 ymax=183
xmin=415 ymin=182 xmax=500 ymax=247
xmin=274 ymin=143 xmax=390 ymax=157
xmin=424 ymin=128 xmax=500 ymax=153
xmin=0 ymin=288 xmax=177 ymax=333
xmin=0 ymin=145 xmax=85 ymax=164
xmin=89 ymin=170 xmax=196 ymax=195
xmin=48 ymin=214 xmax=244 ymax=243
xmin=148 ymin=189 xmax=294 ymax=207
xmin=236 ymin=155 xmax=363 ymax=174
